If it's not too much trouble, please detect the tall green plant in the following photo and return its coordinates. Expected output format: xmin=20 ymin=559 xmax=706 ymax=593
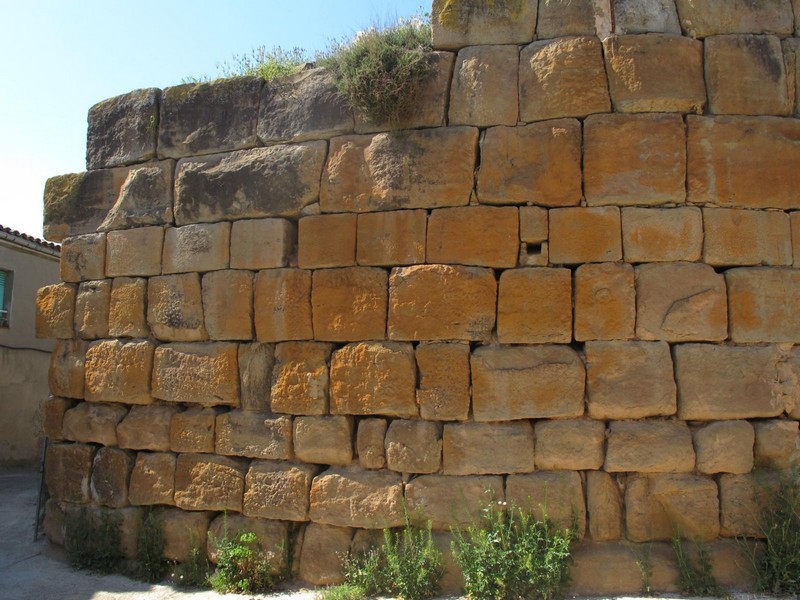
xmin=64 ymin=508 xmax=124 ymax=574
xmin=671 ymin=532 xmax=726 ymax=597
xmin=135 ymin=508 xmax=168 ymax=582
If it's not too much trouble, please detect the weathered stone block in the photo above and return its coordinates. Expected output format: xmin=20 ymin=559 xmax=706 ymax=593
xmin=754 ymin=420 xmax=800 ymax=469
xmin=443 ymin=421 xmax=534 ymax=475
xmin=719 ymin=472 xmax=778 ymax=537
xmin=174 ymin=453 xmax=247 ymax=511
xmin=416 ymin=342 xmax=470 ymax=421
xmin=603 ymin=34 xmax=705 ymax=113
xmin=574 ymin=263 xmax=635 ymax=341
xmin=215 ymin=411 xmax=292 ymax=460
xmin=295 ymin=416 xmax=353 ymax=465
xmin=207 ymin=513 xmax=288 ymax=573
xmin=254 ymin=268 xmax=313 ymax=342
xmin=356 ymin=210 xmax=426 ymax=266
xmin=87 ymin=88 xmax=159 ymax=169
xmin=385 ymin=420 xmax=441 ymax=474
xmin=299 ymin=523 xmax=352 ymax=586
xmin=320 ymin=128 xmax=478 ymax=213
xmin=506 ymin=471 xmax=586 ymax=534
xmin=584 ymin=113 xmax=686 ymax=205
xmin=586 ymin=471 xmax=623 ymax=541
xmin=478 ymin=120 xmax=582 ymax=207
xmin=687 ymin=116 xmax=800 ymax=209
xmin=427 ymin=206 xmax=519 ymax=268
xmin=117 ymin=405 xmax=179 ymax=451
xmin=622 ymin=207 xmax=703 ymax=263
xmin=388 ymin=265 xmax=496 ymax=342
xmin=570 ymin=543 xmax=677 ymax=596
xmin=497 ymin=267 xmax=571 ymax=343
xmin=90 ymin=447 xmax=134 ymax=508
xmin=230 ymin=218 xmax=295 ymax=270
xmin=105 ymin=226 xmax=163 ymax=277
xmin=548 ymin=206 xmax=622 ymax=264
xmin=520 ymin=206 xmax=549 ymax=245
xmin=147 ymin=273 xmax=207 ymax=342
xmin=162 ymin=222 xmax=230 ymax=274
xmin=62 ymin=402 xmax=127 ymax=446
xmin=405 ymin=474 xmax=504 ymax=530
xmin=311 ymin=267 xmax=387 ymax=341
xmin=586 ymin=341 xmax=676 ymax=419
xmin=174 ymin=142 xmax=326 ymax=225
xmin=259 ymin=67 xmax=353 ymax=143
xmin=535 ymin=420 xmax=605 ymax=470
xmin=705 ymin=208 xmax=792 ymax=266
xmin=269 ymin=342 xmax=331 ymax=415
xmin=787 ymin=37 xmax=800 ymax=116
xmin=201 ymin=270 xmax=253 ymax=341
xmin=614 ymin=0 xmax=681 ymax=33
xmin=129 ymin=452 xmax=176 ymax=505
xmin=98 ymin=162 xmax=175 ymax=231
xmin=431 ymin=0 xmax=538 ymax=48
xmin=536 ymin=0 xmax=598 ymax=38
xmin=36 ymin=283 xmax=76 ymax=339
xmin=152 ymin=342 xmax=239 ymax=406
xmin=109 ymin=277 xmax=148 ymax=338
xmin=45 ymin=442 xmax=95 ymax=503
xmin=238 ymin=343 xmax=274 ymax=412
xmin=85 ymin=339 xmax=154 ymax=405
xmin=450 ymin=45 xmax=518 ymax=126
xmin=606 ymin=420 xmax=695 ymax=472
xmin=675 ymin=0 xmax=794 ymax=37
xmin=161 ymin=508 xmax=212 ymax=562
xmin=158 ymin=77 xmax=261 ymax=158
xmin=471 ymin=345 xmax=585 ymax=420
xmin=74 ymin=279 xmax=111 ymax=340
xmin=244 ymin=461 xmax=317 ymax=521
xmin=330 ymin=342 xmax=417 ymax=418
xmin=727 ymin=268 xmax=800 ymax=342
xmin=694 ymin=420 xmax=755 ymax=474
xmin=635 ymin=262 xmax=728 ymax=342
xmin=43 ymin=499 xmax=65 ymax=546
xmin=298 ymin=213 xmax=356 ymax=269
xmin=170 ymin=406 xmax=218 ymax=453
xmin=519 ymin=36 xmax=611 ymax=122
xmin=49 ymin=340 xmax=88 ymax=399
xmin=357 ymin=418 xmax=387 ymax=470
xmin=43 ymin=396 xmax=74 ymax=440
xmin=60 ymin=233 xmax=106 ymax=282
xmin=309 ymin=466 xmax=404 ymax=528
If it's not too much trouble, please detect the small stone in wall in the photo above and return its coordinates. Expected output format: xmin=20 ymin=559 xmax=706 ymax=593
xmin=152 ymin=342 xmax=240 ymax=406
xmin=215 ymin=411 xmax=292 ymax=460
xmin=49 ymin=340 xmax=88 ymax=399
xmin=605 ymin=420 xmax=695 ymax=472
xmin=169 ymin=406 xmax=218 ymax=453
xmin=356 ymin=210 xmax=427 ymax=267
xmin=74 ymin=279 xmax=111 ymax=340
xmin=162 ymin=222 xmax=230 ymax=275
xmin=405 ymin=474 xmax=504 ymax=530
xmin=97 ymin=161 xmax=175 ymax=231
xmin=536 ymin=0 xmax=598 ymax=38
xmin=243 ymin=460 xmax=318 ymax=521
xmin=427 ymin=206 xmax=520 ymax=268
xmin=613 ymin=0 xmax=680 ymax=34
xmin=36 ymin=283 xmax=76 ymax=340
xmin=254 ymin=268 xmax=313 ymax=342
xmin=230 ymin=218 xmax=295 ymax=270
xmin=298 ymin=214 xmax=357 ymax=269
xmin=727 ymin=268 xmax=800 ymax=343
xmin=703 ymin=208 xmax=792 ymax=267
xmin=621 ymin=207 xmax=704 ymax=263
xmin=385 ymin=419 xmax=441 ymax=474
xmin=431 ymin=0 xmax=538 ymax=49
xmin=90 ymin=447 xmax=134 ymax=508
xmin=146 ymin=273 xmax=207 ymax=342
xmin=449 ymin=45 xmax=519 ymax=127
xmin=294 ymin=416 xmax=354 ymax=466
xmin=674 ymin=0 xmax=794 ymax=38
xmin=174 ymin=453 xmax=247 ymax=512
xmin=753 ymin=420 xmax=800 ymax=469
xmin=298 ymin=523 xmax=353 ymax=586
xmin=129 ymin=452 xmax=176 ymax=506
xmin=535 ymin=419 xmax=605 ymax=471
xmin=416 ymin=342 xmax=470 ymax=421
xmin=357 ymin=418 xmax=387 ymax=470
xmin=693 ymin=420 xmax=755 ymax=474
xmin=497 ymin=267 xmax=572 ymax=344
xmin=311 ymin=267 xmax=388 ymax=342
xmin=202 ymin=270 xmax=253 ymax=341
xmin=443 ymin=421 xmax=535 ymax=475
xmin=45 ymin=442 xmax=95 ymax=504
xmin=84 ymin=339 xmax=155 ymax=405
xmin=238 ymin=342 xmax=274 ymax=412
xmin=105 ymin=226 xmax=164 ymax=277
xmin=109 ymin=277 xmax=148 ymax=338
xmin=117 ymin=404 xmax=179 ymax=452
xmin=506 ymin=471 xmax=586 ymax=535
xmin=161 ymin=508 xmax=212 ymax=563
xmin=270 ymin=342 xmax=331 ymax=415
xmin=43 ymin=396 xmax=74 ymax=440
xmin=59 ymin=233 xmax=106 ymax=282
xmin=573 ymin=263 xmax=635 ymax=341
xmin=586 ymin=471 xmax=624 ymax=541
xmin=548 ymin=206 xmax=622 ymax=264
xmin=62 ymin=402 xmax=128 ymax=447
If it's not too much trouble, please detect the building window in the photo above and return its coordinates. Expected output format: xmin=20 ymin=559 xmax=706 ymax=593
xmin=0 ymin=269 xmax=11 ymax=328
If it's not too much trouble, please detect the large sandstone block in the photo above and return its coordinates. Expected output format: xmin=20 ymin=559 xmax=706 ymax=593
xmin=174 ymin=453 xmax=247 ymax=511
xmin=174 ymin=142 xmax=326 ymax=225
xmin=385 ymin=419 xmax=441 ymax=474
xmin=43 ymin=396 xmax=74 ymax=440
xmin=603 ymin=34 xmax=705 ymax=113
xmin=298 ymin=213 xmax=357 ymax=269
xmin=158 ymin=77 xmax=261 ymax=158
xmin=535 ymin=419 xmax=605 ymax=471
xmin=270 ymin=342 xmax=331 ymax=415
xmin=570 ymin=543 xmax=677 ymax=596
xmin=431 ymin=0 xmax=538 ymax=48
xmin=60 ymin=233 xmax=106 ymax=282
xmin=719 ymin=473 xmax=777 ymax=537
xmin=238 ymin=343 xmax=274 ymax=412
xmin=49 ymin=340 xmax=88 ymax=399
xmin=202 ymin=270 xmax=253 ymax=340
xmin=87 ymin=88 xmax=159 ymax=169
xmin=109 ymin=277 xmax=148 ymax=338
xmin=586 ymin=341 xmax=676 ymax=419
xmin=478 ymin=120 xmax=582 ymax=207
xmin=688 ymin=116 xmax=800 ymax=209
xmin=416 ymin=342 xmax=470 ymax=421
xmin=161 ymin=508 xmax=212 ymax=562
xmin=536 ymin=0 xmax=598 ymax=38
xmin=548 ymin=206 xmax=622 ymax=264
xmin=254 ymin=269 xmax=313 ymax=342
xmin=215 ymin=411 xmax=292 ymax=460
xmin=129 ymin=452 xmax=176 ymax=505
xmin=320 ymin=127 xmax=478 ymax=213
xmin=605 ymin=420 xmax=695 ymax=472
xmin=90 ymin=447 xmax=134 ymax=508
xmin=62 ymin=401 xmax=127 ymax=446
xmin=444 ymin=420 xmax=535 ymax=475
xmin=574 ymin=263 xmax=635 ymax=341
xmin=694 ymin=420 xmax=755 ymax=474
xmin=471 ymin=345 xmax=585 ymax=420
xmin=405 ymin=474 xmax=504 ymax=530
xmin=84 ymin=339 xmax=154 ymax=405
xmin=330 ymin=342 xmax=417 ymax=418
xmin=449 ymin=45 xmax=519 ymax=126
xmin=388 ymin=265 xmax=496 ymax=341
xmin=230 ymin=218 xmax=294 ymax=270
xmin=357 ymin=419 xmax=388 ymax=470
xmin=753 ymin=420 xmax=800 ymax=469
xmin=117 ymin=405 xmax=178 ymax=451
xmin=311 ymin=267 xmax=388 ymax=341
xmin=258 ymin=67 xmax=353 ymax=143
xmin=497 ymin=267 xmax=571 ymax=343
xmin=584 ymin=113 xmax=686 ymax=205
xmin=586 ymin=471 xmax=623 ymax=541
xmin=170 ymin=406 xmax=218 ymax=453
xmin=105 ymin=226 xmax=163 ymax=277
xmin=427 ymin=206 xmax=519 ymax=268
xmin=45 ymin=443 xmax=95 ymax=503
xmin=622 ymin=207 xmax=703 ymax=263
xmin=519 ymin=37 xmax=610 ymax=122
xmin=309 ymin=467 xmax=404 ymax=528
xmin=626 ymin=474 xmax=720 ymax=542
xmin=295 ymin=416 xmax=353 ymax=465
xmin=635 ymin=262 xmax=728 ymax=342
xmin=704 ymin=208 xmax=791 ymax=266
xmin=162 ymin=223 xmax=230 ymax=274
xmin=152 ymin=342 xmax=239 ymax=406
xmin=244 ymin=461 xmax=317 ymax=521
xmin=356 ymin=210 xmax=426 ymax=266
xmin=73 ymin=280 xmax=111 ymax=340
xmin=147 ymin=273 xmax=207 ymax=342
xmin=506 ymin=471 xmax=586 ymax=534
xmin=706 ymin=35 xmax=791 ymax=116
xmin=36 ymin=283 xmax=76 ymax=339
xmin=299 ymin=523 xmax=352 ymax=586
xmin=98 ymin=162 xmax=174 ymax=232
xmin=727 ymin=268 xmax=800 ymax=342
xmin=207 ymin=514 xmax=288 ymax=574
xmin=675 ymin=0 xmax=794 ymax=37
xmin=614 ymin=0 xmax=681 ymax=33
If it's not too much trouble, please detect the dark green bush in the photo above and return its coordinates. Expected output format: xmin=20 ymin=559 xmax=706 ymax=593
xmin=64 ymin=508 xmax=124 ymax=574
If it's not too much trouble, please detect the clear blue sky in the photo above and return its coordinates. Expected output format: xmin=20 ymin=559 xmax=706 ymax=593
xmin=0 ymin=0 xmax=426 ymax=239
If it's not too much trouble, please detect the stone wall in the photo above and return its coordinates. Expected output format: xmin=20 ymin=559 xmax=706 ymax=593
xmin=38 ymin=0 xmax=800 ymax=594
